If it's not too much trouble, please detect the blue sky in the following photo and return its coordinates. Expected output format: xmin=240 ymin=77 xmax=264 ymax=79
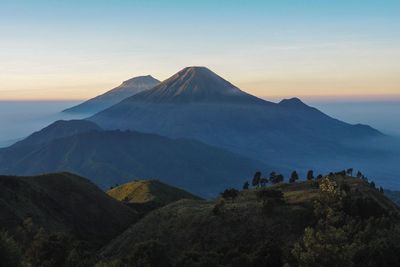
xmin=0 ymin=0 xmax=399 ymax=100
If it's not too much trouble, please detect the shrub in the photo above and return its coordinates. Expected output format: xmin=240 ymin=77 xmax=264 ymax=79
xmin=0 ymin=231 xmax=22 ymax=267
xmin=128 ymin=240 xmax=172 ymax=267
xmin=221 ymin=188 xmax=239 ymax=201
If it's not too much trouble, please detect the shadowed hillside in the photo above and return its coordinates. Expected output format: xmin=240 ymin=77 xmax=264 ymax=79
xmin=0 ymin=172 xmax=137 ymax=245
xmin=0 ymin=121 xmax=262 ymax=197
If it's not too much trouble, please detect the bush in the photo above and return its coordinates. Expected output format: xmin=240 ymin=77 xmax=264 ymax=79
xmin=128 ymin=240 xmax=172 ymax=267
xmin=221 ymin=188 xmax=239 ymax=201
xmin=0 ymin=231 xmax=22 ymax=267
xmin=256 ymin=189 xmax=284 ymax=203
xmin=212 ymin=199 xmax=225 ymax=216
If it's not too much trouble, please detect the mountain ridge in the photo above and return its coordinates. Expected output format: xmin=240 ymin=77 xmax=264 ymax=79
xmin=63 ymin=75 xmax=160 ymax=114
xmin=0 ymin=120 xmax=262 ymax=196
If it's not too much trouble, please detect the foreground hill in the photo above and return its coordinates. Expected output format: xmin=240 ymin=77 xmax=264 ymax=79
xmin=107 ymin=179 xmax=201 ymax=206
xmin=1 ymin=172 xmax=399 ymax=266
xmin=0 ymin=172 xmax=137 ymax=245
xmin=63 ymin=75 xmax=160 ymax=114
xmin=107 ymin=179 xmax=202 ymax=215
xmin=0 ymin=121 xmax=261 ymax=197
xmin=100 ymin=174 xmax=400 ymax=266
xmin=89 ymin=67 xmax=394 ymax=186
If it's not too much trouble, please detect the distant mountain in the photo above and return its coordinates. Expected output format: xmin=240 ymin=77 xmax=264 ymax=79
xmin=129 ymin=66 xmax=264 ymax=104
xmin=89 ymin=66 xmax=385 ymax=180
xmin=0 ymin=172 xmax=137 ymax=245
xmin=0 ymin=120 xmax=261 ymax=197
xmin=63 ymin=75 xmax=160 ymax=114
xmin=12 ymin=119 xmax=101 ymax=147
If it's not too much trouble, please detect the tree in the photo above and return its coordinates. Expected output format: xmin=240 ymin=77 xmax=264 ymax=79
xmin=256 ymin=189 xmax=284 ymax=213
xmin=316 ymin=174 xmax=323 ymax=180
xmin=243 ymin=181 xmax=249 ymax=190
xmin=289 ymin=171 xmax=299 ymax=183
xmin=260 ymin=178 xmax=268 ymax=187
xmin=292 ymin=177 xmax=353 ymax=267
xmin=379 ymin=187 xmax=384 ymax=193
xmin=128 ymin=240 xmax=172 ymax=267
xmin=269 ymin=172 xmax=276 ymax=183
xmin=307 ymin=170 xmax=314 ymax=181
xmin=275 ymin=174 xmax=284 ymax=184
xmin=346 ymin=168 xmax=353 ymax=176
xmin=252 ymin=172 xmax=262 ymax=188
xmin=370 ymin=181 xmax=376 ymax=189
xmin=0 ymin=231 xmax=22 ymax=267
xmin=356 ymin=171 xmax=363 ymax=179
xmin=221 ymin=188 xmax=239 ymax=201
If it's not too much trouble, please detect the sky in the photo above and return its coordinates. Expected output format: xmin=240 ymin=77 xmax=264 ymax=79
xmin=0 ymin=0 xmax=399 ymax=100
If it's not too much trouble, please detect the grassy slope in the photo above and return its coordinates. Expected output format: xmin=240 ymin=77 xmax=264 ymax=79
xmin=0 ymin=172 xmax=138 ymax=245
xmin=107 ymin=179 xmax=201 ymax=205
xmin=102 ymin=175 xmax=400 ymax=260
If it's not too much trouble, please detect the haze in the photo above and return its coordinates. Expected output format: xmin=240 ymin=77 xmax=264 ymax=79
xmin=1 ymin=0 xmax=399 ymax=100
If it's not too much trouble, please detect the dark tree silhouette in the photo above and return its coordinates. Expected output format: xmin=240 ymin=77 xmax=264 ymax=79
xmin=356 ymin=171 xmax=363 ymax=179
xmin=260 ymin=178 xmax=268 ymax=187
xmin=252 ymin=172 xmax=262 ymax=188
xmin=269 ymin=172 xmax=276 ymax=183
xmin=243 ymin=181 xmax=249 ymax=190
xmin=346 ymin=168 xmax=353 ymax=176
xmin=307 ymin=170 xmax=314 ymax=180
xmin=370 ymin=181 xmax=376 ymax=189
xmin=271 ymin=174 xmax=284 ymax=184
xmin=221 ymin=188 xmax=239 ymax=200
xmin=289 ymin=171 xmax=299 ymax=183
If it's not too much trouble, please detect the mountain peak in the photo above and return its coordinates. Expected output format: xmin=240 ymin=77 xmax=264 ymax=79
xmin=124 ymin=67 xmax=265 ymax=104
xmin=121 ymin=75 xmax=159 ymax=87
xmin=279 ymin=97 xmax=309 ymax=109
xmin=63 ymin=75 xmax=160 ymax=114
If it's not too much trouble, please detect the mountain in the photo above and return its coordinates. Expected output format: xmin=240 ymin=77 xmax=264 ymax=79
xmin=100 ymin=174 xmax=400 ymax=266
xmin=89 ymin=66 xmax=391 ymax=185
xmin=0 ymin=172 xmax=137 ymax=246
xmin=63 ymin=75 xmax=160 ymax=114
xmin=107 ymin=179 xmax=202 ymax=215
xmin=0 ymin=120 xmax=261 ymax=197
xmin=127 ymin=66 xmax=264 ymax=104
xmin=11 ymin=119 xmax=101 ymax=147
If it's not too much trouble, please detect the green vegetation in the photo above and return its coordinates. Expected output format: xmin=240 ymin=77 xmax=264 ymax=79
xmin=107 ymin=179 xmax=200 ymax=205
xmin=0 ymin=231 xmax=22 ymax=267
xmin=107 ymin=180 xmax=201 ymax=215
xmin=100 ymin=171 xmax=400 ymax=267
xmin=1 ymin=171 xmax=399 ymax=266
